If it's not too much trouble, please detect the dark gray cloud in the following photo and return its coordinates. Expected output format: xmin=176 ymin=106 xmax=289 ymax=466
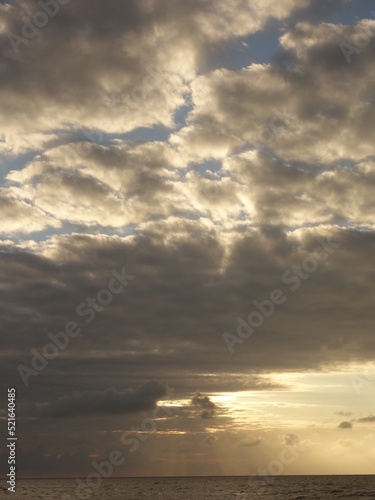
xmin=191 ymin=392 xmax=216 ymax=419
xmin=338 ymin=421 xmax=353 ymax=429
xmin=1 ymin=225 xmax=375 ymax=397
xmin=44 ymin=380 xmax=169 ymax=418
xmin=356 ymin=415 xmax=375 ymax=423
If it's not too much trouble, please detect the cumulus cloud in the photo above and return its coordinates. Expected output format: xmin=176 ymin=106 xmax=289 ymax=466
xmin=191 ymin=392 xmax=216 ymax=419
xmin=4 ymin=19 xmax=375 ymax=236
xmin=0 ymin=189 xmax=60 ymax=234
xmin=4 ymin=141 xmax=188 ymax=229
xmin=0 ymin=0 xmax=307 ymax=154
xmin=170 ymin=19 xmax=375 ymax=166
xmin=2 ymin=16 xmax=375 ymax=234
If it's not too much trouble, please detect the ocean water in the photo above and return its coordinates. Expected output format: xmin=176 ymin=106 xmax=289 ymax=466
xmin=1 ymin=476 xmax=375 ymax=499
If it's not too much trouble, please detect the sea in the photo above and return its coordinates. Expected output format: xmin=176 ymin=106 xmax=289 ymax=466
xmin=1 ymin=475 xmax=375 ymax=499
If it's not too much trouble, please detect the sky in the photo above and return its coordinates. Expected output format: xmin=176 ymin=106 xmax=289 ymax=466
xmin=1 ymin=0 xmax=375 ymax=483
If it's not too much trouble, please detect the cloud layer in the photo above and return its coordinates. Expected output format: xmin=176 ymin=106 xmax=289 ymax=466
xmin=1 ymin=0 xmax=375 ymax=479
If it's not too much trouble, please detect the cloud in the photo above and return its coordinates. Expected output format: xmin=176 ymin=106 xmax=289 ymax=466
xmin=356 ymin=415 xmax=375 ymax=423
xmin=170 ymin=19 xmax=375 ymax=167
xmin=2 ymin=225 xmax=375 ymax=395
xmin=0 ymin=0 xmax=306 ymax=154
xmin=6 ymin=140 xmax=375 ymax=232
xmin=335 ymin=439 xmax=357 ymax=448
xmin=191 ymin=392 xmax=216 ymax=419
xmin=240 ymin=436 xmax=265 ymax=447
xmin=336 ymin=411 xmax=353 ymax=417
xmin=4 ymin=141 xmax=189 ymax=229
xmin=3 ymin=18 xmax=375 ymax=234
xmin=338 ymin=421 xmax=353 ymax=429
xmin=1 ymin=0 xmax=375 ymax=478
xmin=45 ymin=380 xmax=169 ymax=418
xmin=204 ymin=435 xmax=218 ymax=445
xmin=0 ymin=189 xmax=60 ymax=234
xmin=283 ymin=434 xmax=300 ymax=446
